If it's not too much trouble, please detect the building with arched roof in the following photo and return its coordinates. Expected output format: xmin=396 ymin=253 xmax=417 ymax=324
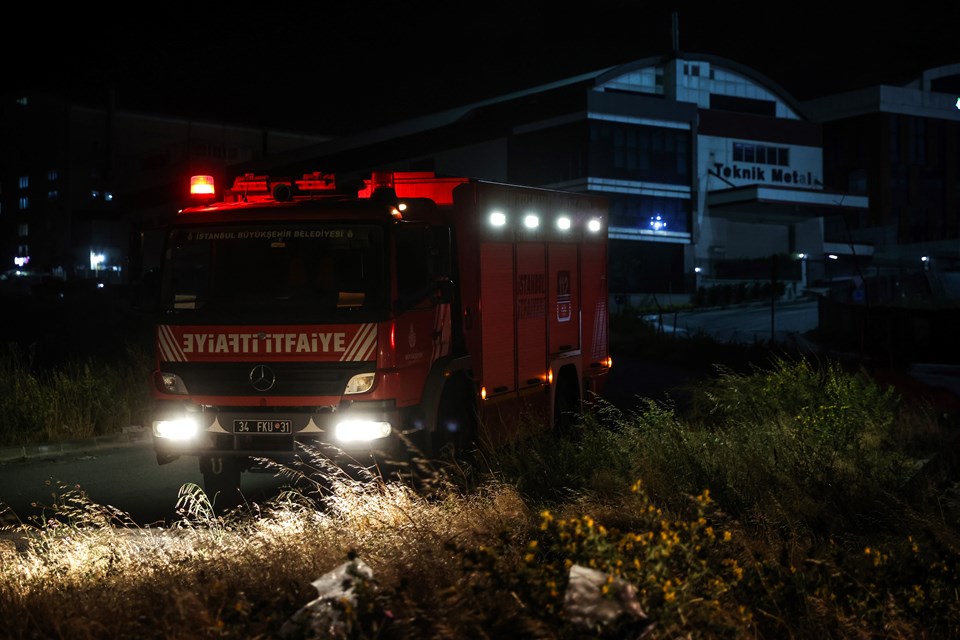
xmin=239 ymin=52 xmax=869 ymax=303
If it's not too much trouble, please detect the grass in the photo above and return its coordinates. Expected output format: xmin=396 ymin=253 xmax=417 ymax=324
xmin=0 ymin=342 xmax=153 ymax=447
xmin=1 ymin=319 xmax=959 ymax=638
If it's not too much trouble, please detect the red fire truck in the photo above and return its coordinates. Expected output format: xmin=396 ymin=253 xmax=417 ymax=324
xmin=149 ymin=170 xmax=610 ymax=501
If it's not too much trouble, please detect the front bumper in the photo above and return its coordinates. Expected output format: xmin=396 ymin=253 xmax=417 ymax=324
xmin=151 ymin=401 xmax=407 ymax=462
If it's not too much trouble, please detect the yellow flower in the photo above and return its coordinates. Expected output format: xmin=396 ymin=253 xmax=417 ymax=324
xmin=723 ymin=531 xmax=731 ymax=542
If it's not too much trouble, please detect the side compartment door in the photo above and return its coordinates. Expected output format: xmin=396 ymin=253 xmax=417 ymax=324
xmin=516 ymin=243 xmax=547 ymax=388
xmin=548 ymin=243 xmax=580 ymax=354
xmin=479 ymin=243 xmax=515 ymax=395
xmin=579 ymin=241 xmax=608 ymax=364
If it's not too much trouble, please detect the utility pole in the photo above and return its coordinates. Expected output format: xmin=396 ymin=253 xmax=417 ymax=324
xmin=671 ymin=12 xmax=680 ymax=53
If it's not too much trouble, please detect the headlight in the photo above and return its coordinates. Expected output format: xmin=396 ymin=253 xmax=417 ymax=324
xmin=344 ymin=372 xmax=375 ymax=395
xmin=155 ymin=371 xmax=188 ymax=395
xmin=335 ymin=420 xmax=392 ymax=442
xmin=154 ymin=417 xmax=200 ymax=440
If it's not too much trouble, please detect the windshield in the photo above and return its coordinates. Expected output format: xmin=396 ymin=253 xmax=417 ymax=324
xmin=160 ymin=223 xmax=386 ymax=322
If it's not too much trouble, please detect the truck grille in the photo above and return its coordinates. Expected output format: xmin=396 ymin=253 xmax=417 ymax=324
xmin=162 ymin=361 xmax=372 ymax=397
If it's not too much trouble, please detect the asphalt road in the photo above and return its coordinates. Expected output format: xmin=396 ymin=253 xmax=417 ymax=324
xmin=0 ymin=442 xmax=290 ymax=528
xmin=641 ymin=298 xmax=819 ymax=345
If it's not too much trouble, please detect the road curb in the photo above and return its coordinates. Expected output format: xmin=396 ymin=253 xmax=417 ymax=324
xmin=0 ymin=426 xmax=149 ymax=463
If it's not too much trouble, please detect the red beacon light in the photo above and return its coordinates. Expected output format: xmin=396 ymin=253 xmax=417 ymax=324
xmin=189 ymin=175 xmax=217 ymax=204
xmin=190 ymin=175 xmax=215 ymax=195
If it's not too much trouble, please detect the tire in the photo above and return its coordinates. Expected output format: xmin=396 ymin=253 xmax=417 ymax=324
xmin=200 ymin=456 xmax=244 ymax=509
xmin=553 ymin=369 xmax=581 ymax=434
xmin=431 ymin=376 xmax=478 ymax=462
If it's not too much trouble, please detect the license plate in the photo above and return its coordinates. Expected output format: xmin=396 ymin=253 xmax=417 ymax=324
xmin=233 ymin=419 xmax=293 ymax=434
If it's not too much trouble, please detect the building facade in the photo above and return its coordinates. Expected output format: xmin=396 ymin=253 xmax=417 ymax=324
xmin=0 ymin=91 xmax=329 ymax=290
xmin=239 ymin=54 xmax=870 ymax=302
xmin=804 ymin=63 xmax=960 ymax=302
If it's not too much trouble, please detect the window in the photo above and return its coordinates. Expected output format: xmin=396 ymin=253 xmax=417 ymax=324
xmin=47 ymin=170 xmax=58 ymax=181
xmin=19 ymin=176 xmax=28 ymax=189
xmin=48 ymin=190 xmax=58 ymax=200
xmin=18 ymin=224 xmax=28 ymax=237
xmin=395 ymin=225 xmax=434 ymax=308
xmin=709 ymin=94 xmax=776 ymax=116
xmin=608 ymin=193 xmax=690 ymax=235
xmin=19 ymin=197 xmax=29 ymax=210
xmin=733 ymin=143 xmax=789 ymax=167
xmin=591 ymin=121 xmax=691 ymax=184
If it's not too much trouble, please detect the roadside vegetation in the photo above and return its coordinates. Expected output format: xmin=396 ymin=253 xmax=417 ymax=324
xmin=1 ymin=317 xmax=959 ymax=638
xmin=0 ymin=342 xmax=152 ymax=447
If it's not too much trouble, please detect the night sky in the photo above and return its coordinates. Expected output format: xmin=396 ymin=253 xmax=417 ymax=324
xmin=5 ymin=3 xmax=954 ymax=136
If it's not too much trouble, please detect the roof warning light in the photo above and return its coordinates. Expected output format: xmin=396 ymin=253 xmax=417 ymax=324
xmin=190 ymin=175 xmax=215 ymax=196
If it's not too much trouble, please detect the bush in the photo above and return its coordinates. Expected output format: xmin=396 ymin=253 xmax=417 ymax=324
xmin=0 ymin=343 xmax=152 ymax=446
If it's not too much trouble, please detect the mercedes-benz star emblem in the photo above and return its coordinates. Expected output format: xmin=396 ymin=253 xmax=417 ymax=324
xmin=249 ymin=364 xmax=276 ymax=392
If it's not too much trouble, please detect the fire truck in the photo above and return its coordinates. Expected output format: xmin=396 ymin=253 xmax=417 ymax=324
xmin=149 ymin=170 xmax=610 ymax=501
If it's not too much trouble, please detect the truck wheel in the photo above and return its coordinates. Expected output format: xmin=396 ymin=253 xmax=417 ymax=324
xmin=200 ymin=456 xmax=244 ymax=509
xmin=432 ymin=376 xmax=478 ymax=462
xmin=554 ymin=368 xmax=581 ymax=434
